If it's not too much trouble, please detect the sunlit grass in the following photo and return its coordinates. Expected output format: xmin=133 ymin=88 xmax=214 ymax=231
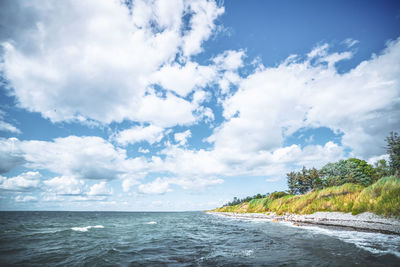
xmin=352 ymin=176 xmax=400 ymax=217
xmin=212 ymin=176 xmax=400 ymax=218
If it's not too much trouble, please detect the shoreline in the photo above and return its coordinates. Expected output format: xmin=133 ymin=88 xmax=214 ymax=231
xmin=207 ymin=211 xmax=400 ymax=235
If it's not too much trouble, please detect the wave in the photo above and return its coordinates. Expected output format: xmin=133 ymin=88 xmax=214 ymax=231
xmin=71 ymin=225 xmax=104 ymax=232
xmin=145 ymin=221 xmax=157 ymax=225
xmin=240 ymin=249 xmax=254 ymax=257
xmin=298 ymin=225 xmax=400 ymax=258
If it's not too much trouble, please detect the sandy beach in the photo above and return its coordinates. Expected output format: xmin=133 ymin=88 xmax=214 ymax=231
xmin=207 ymin=211 xmax=400 ymax=235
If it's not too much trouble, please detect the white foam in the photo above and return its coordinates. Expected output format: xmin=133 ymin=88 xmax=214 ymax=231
xmin=241 ymin=249 xmax=254 ymax=257
xmin=145 ymin=221 xmax=157 ymax=225
xmin=298 ymin=224 xmax=400 ymax=258
xmin=71 ymin=225 xmax=104 ymax=232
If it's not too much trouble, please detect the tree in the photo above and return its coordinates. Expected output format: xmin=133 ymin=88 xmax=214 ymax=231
xmin=287 ymin=171 xmax=298 ymax=194
xmin=386 ymin=132 xmax=400 ymax=176
xmin=309 ymin=167 xmax=324 ymax=189
xmin=320 ymin=158 xmax=376 ymax=187
xmin=286 ymin=167 xmax=322 ymax=195
xmin=345 ymin=158 xmax=377 ymax=186
xmin=320 ymin=160 xmax=348 ymax=186
xmin=374 ymin=159 xmax=391 ymax=178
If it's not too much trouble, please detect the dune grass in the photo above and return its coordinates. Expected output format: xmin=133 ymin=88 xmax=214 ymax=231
xmin=352 ymin=176 xmax=400 ymax=217
xmin=268 ymin=183 xmax=364 ymax=215
xmin=213 ymin=176 xmax=400 ymax=218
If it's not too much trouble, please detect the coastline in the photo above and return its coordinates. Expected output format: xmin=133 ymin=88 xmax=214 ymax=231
xmin=207 ymin=211 xmax=400 ymax=235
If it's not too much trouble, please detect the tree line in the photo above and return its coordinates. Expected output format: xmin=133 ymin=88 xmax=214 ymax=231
xmin=287 ymin=132 xmax=400 ymax=194
xmin=224 ymin=132 xmax=400 ymax=206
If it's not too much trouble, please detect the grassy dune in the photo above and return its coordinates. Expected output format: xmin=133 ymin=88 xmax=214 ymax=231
xmin=213 ymin=176 xmax=400 ymax=218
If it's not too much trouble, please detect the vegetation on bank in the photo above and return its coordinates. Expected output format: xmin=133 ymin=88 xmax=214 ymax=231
xmin=213 ymin=176 xmax=400 ymax=218
xmin=213 ymin=132 xmax=400 ymax=218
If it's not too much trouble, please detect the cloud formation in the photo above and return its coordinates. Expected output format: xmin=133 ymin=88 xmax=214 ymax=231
xmin=0 ymin=110 xmax=20 ymax=133
xmin=114 ymin=125 xmax=164 ymax=146
xmin=0 ymin=171 xmax=41 ymax=191
xmin=0 ymin=0 xmax=224 ymax=126
xmin=212 ymin=39 xmax=400 ymax=159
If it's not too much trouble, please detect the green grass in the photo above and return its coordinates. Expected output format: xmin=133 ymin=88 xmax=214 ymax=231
xmin=352 ymin=176 xmax=400 ymax=217
xmin=246 ymin=198 xmax=268 ymax=212
xmin=212 ymin=176 xmax=400 ymax=218
xmin=268 ymin=183 xmax=363 ymax=215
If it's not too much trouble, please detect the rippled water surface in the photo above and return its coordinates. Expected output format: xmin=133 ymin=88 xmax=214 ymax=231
xmin=0 ymin=211 xmax=399 ymax=266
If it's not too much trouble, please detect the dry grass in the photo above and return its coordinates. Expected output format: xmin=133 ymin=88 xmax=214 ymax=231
xmin=212 ymin=176 xmax=400 ymax=218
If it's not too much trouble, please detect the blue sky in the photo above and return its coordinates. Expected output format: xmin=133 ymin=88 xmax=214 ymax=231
xmin=0 ymin=0 xmax=399 ymax=211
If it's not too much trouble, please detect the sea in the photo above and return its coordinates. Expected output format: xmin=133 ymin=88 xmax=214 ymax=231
xmin=0 ymin=211 xmax=399 ymax=266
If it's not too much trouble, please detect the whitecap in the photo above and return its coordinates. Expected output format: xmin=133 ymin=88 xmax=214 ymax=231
xmin=71 ymin=225 xmax=104 ymax=232
xmin=145 ymin=221 xmax=157 ymax=225
xmin=298 ymin=225 xmax=400 ymax=258
xmin=241 ymin=249 xmax=254 ymax=257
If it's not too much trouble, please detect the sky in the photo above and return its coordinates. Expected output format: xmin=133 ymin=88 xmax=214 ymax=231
xmin=0 ymin=0 xmax=399 ymax=211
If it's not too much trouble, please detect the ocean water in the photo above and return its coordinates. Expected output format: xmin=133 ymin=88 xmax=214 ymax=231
xmin=0 ymin=211 xmax=399 ymax=266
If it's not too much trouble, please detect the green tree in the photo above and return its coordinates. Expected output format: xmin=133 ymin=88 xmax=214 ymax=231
xmin=320 ymin=160 xmax=348 ymax=186
xmin=309 ymin=167 xmax=324 ymax=189
xmin=320 ymin=158 xmax=376 ymax=187
xmin=345 ymin=158 xmax=377 ymax=186
xmin=374 ymin=159 xmax=391 ymax=178
xmin=286 ymin=167 xmax=322 ymax=194
xmin=287 ymin=171 xmax=298 ymax=194
xmin=386 ymin=132 xmax=400 ymax=176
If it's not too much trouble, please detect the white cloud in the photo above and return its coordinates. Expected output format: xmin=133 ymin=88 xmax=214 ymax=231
xmin=0 ymin=0 xmax=224 ymax=126
xmin=270 ymin=142 xmax=345 ymax=169
xmin=212 ymin=50 xmax=245 ymax=95
xmin=217 ymin=71 xmax=241 ymax=95
xmin=88 ymin=181 xmax=113 ymax=196
xmin=213 ymin=50 xmax=245 ymax=71
xmin=0 ymin=171 xmax=41 ymax=191
xmin=161 ymin=145 xmax=227 ymax=177
xmin=20 ymin=136 xmax=128 ymax=180
xmin=181 ymin=0 xmax=224 ymax=57
xmin=122 ymin=177 xmax=140 ymax=193
xmin=138 ymin=147 xmax=150 ymax=153
xmin=15 ymin=195 xmax=38 ymax=202
xmin=43 ymin=175 xmax=85 ymax=195
xmin=138 ymin=178 xmax=171 ymax=194
xmin=174 ymin=130 xmax=191 ymax=146
xmin=149 ymin=48 xmax=400 ymax=179
xmin=114 ymin=125 xmax=164 ymax=146
xmin=211 ymin=38 xmax=400 ymax=160
xmin=367 ymin=154 xmax=389 ymax=165
xmin=308 ymin=43 xmax=329 ymax=58
xmin=158 ymin=141 xmax=343 ymax=180
xmin=41 ymin=193 xmax=64 ymax=202
xmin=168 ymin=177 xmax=223 ymax=190
xmin=151 ymin=62 xmax=216 ymax=97
xmin=0 ymin=138 xmax=25 ymax=174
xmin=0 ymin=136 xmax=164 ymax=193
xmin=192 ymin=90 xmax=211 ymax=105
xmin=343 ymin=38 xmax=359 ymax=48
xmin=0 ymin=121 xmax=20 ymax=134
xmin=134 ymin=93 xmax=197 ymax=127
xmin=0 ymin=111 xmax=21 ymax=134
